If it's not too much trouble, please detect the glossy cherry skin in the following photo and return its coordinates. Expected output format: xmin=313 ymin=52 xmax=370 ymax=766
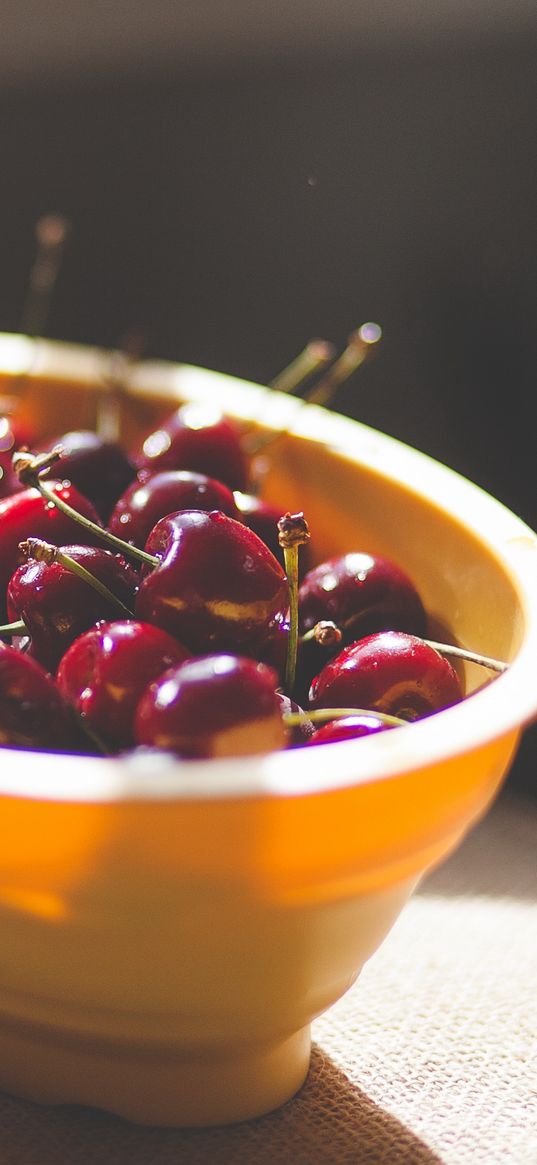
xmin=108 ymin=469 xmax=240 ymax=550
xmin=306 ymin=713 xmax=395 ymax=746
xmin=7 ymin=545 xmax=138 ymax=673
xmin=0 ymin=643 xmax=87 ymax=752
xmin=131 ymin=403 xmax=249 ymax=491
xmin=0 ymin=482 xmax=104 ymax=623
xmin=234 ymin=492 xmax=312 ymax=577
xmin=309 ymin=631 xmax=463 ymax=721
xmin=135 ymin=510 xmax=289 ymax=657
xmin=35 ymin=430 xmax=137 ymax=522
xmin=298 ymin=553 xmax=427 ymax=644
xmin=135 ymin=654 xmax=286 ymax=758
xmin=56 ymin=620 xmax=191 ymax=751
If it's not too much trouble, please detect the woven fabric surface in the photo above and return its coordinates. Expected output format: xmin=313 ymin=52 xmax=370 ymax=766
xmin=0 ymin=787 xmax=535 ymax=1165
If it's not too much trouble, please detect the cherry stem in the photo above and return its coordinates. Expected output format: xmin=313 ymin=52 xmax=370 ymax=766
xmin=299 ymin=620 xmax=343 ymax=649
xmin=278 ymin=512 xmax=311 ymax=695
xmin=283 ymin=707 xmax=408 ymax=729
xmin=242 ymin=340 xmax=336 ymax=465
xmin=246 ymin=323 xmax=382 ymax=464
xmin=304 ymin=322 xmax=382 ymax=406
xmin=269 ymin=339 xmax=335 ymax=395
xmin=71 ymin=709 xmax=111 ymax=757
xmin=423 ymin=638 xmax=508 ymax=674
xmin=97 ymin=330 xmax=148 ymax=443
xmin=19 ymin=539 xmax=136 ymax=618
xmin=12 ymin=449 xmax=159 ymax=568
xmin=20 ymin=214 xmax=71 ymax=337
xmin=0 ymin=619 xmax=27 ymax=638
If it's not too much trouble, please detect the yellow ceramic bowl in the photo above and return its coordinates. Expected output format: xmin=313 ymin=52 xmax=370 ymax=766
xmin=1 ymin=333 xmax=537 ymax=1127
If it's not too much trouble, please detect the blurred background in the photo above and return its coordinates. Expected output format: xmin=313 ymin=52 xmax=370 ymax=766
xmin=1 ymin=2 xmax=536 ymax=786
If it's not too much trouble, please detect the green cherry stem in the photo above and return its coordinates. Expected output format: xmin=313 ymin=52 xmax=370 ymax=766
xmin=71 ymin=708 xmax=111 ymax=757
xmin=246 ymin=322 xmax=382 ymax=464
xmin=423 ymin=638 xmax=509 ymax=674
xmin=19 ymin=539 xmax=136 ymax=618
xmin=97 ymin=329 xmax=148 ymax=443
xmin=0 ymin=619 xmax=27 ymax=639
xmin=283 ymin=707 xmax=408 ymax=729
xmin=278 ymin=511 xmax=311 ymax=695
xmin=304 ymin=322 xmax=382 ymax=406
xmin=269 ymin=339 xmax=335 ymax=395
xmin=12 ymin=449 xmax=159 ymax=569
xmin=20 ymin=214 xmax=71 ymax=338
xmin=242 ymin=340 xmax=336 ymax=462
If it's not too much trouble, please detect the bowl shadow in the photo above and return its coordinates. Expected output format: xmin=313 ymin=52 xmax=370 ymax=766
xmin=0 ymin=1044 xmax=442 ymax=1165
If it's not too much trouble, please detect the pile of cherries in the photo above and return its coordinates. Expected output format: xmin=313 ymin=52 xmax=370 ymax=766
xmin=0 ymin=397 xmax=474 ymax=762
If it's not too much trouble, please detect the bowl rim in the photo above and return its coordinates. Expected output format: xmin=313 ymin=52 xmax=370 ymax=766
xmin=2 ymin=331 xmax=537 ymax=804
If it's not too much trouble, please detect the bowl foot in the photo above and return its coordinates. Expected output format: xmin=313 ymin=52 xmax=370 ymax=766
xmin=0 ymin=1017 xmax=312 ymax=1126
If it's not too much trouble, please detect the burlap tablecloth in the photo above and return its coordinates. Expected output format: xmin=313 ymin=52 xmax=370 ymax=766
xmin=0 ymin=785 xmax=535 ymax=1165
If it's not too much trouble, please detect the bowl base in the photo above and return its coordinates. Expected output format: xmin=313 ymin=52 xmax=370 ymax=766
xmin=0 ymin=1016 xmax=312 ymax=1127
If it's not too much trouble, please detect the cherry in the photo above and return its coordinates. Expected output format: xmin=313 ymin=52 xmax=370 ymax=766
xmin=108 ymin=469 xmax=240 ymax=550
xmin=10 ymin=458 xmax=291 ymax=668
xmin=0 ymin=642 xmax=87 ymax=752
xmin=309 ymin=631 xmax=463 ymax=721
xmin=131 ymin=402 xmax=249 ymax=491
xmin=135 ymin=509 xmax=289 ymax=657
xmin=306 ymin=713 xmax=396 ymax=746
xmin=56 ymin=620 xmax=192 ymax=751
xmin=6 ymin=543 xmax=138 ymax=673
xmin=0 ymin=481 xmax=104 ymax=623
xmin=35 ymin=430 xmax=137 ymax=522
xmin=135 ymin=654 xmax=286 ymax=758
xmin=298 ymin=552 xmax=427 ymax=644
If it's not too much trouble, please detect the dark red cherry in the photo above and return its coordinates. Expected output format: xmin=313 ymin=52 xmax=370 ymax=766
xmin=309 ymin=631 xmax=463 ymax=721
xmin=234 ymin=492 xmax=312 ymax=577
xmin=108 ymin=469 xmax=240 ymax=550
xmin=132 ymin=402 xmax=248 ymax=491
xmin=0 ymin=482 xmax=104 ymax=623
xmin=298 ymin=553 xmax=427 ymax=644
xmin=7 ymin=545 xmax=138 ymax=673
xmin=56 ymin=620 xmax=192 ymax=751
xmin=35 ymin=430 xmax=137 ymax=522
xmin=0 ymin=643 xmax=87 ymax=751
xmin=306 ymin=713 xmax=395 ymax=746
xmin=135 ymin=510 xmax=289 ymax=657
xmin=135 ymin=654 xmax=286 ymax=758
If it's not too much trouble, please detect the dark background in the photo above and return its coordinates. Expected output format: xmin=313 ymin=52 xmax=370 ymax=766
xmin=1 ymin=9 xmax=536 ymax=789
